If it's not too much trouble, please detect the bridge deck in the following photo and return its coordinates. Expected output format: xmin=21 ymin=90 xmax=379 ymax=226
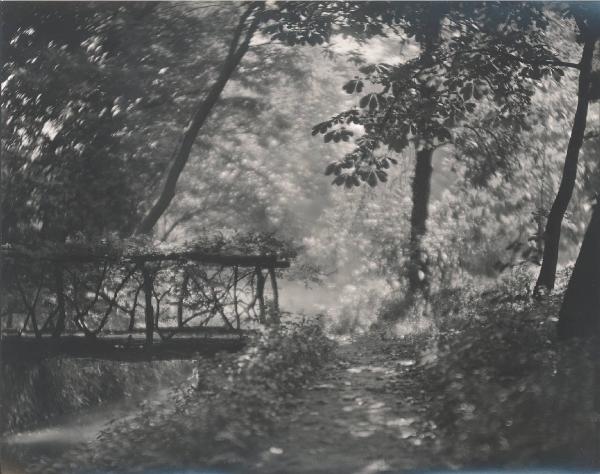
xmin=1 ymin=331 xmax=247 ymax=362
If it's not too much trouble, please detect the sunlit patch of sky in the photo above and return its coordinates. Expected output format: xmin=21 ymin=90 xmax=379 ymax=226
xmin=329 ymin=33 xmax=419 ymax=65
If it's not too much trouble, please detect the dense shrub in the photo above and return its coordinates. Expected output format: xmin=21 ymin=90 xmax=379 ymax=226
xmin=419 ymin=267 xmax=600 ymax=468
xmin=31 ymin=318 xmax=334 ymax=473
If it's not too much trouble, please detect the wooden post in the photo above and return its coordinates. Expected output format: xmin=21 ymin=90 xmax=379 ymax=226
xmin=29 ymin=285 xmax=41 ymax=338
xmin=177 ymin=270 xmax=189 ymax=328
xmin=256 ymin=267 xmax=266 ymax=325
xmin=52 ymin=265 xmax=66 ymax=338
xmin=128 ymin=284 xmax=141 ymax=332
xmin=233 ymin=266 xmax=240 ymax=330
xmin=154 ymin=290 xmax=160 ymax=329
xmin=268 ymin=267 xmax=280 ymax=324
xmin=142 ymin=266 xmax=154 ymax=346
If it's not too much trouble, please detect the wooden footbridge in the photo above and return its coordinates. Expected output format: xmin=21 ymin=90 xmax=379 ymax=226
xmin=0 ymin=237 xmax=294 ymax=361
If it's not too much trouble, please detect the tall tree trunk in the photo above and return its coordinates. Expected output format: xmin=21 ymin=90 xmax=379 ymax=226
xmin=135 ymin=4 xmax=260 ymax=235
xmin=557 ymin=196 xmax=600 ymax=339
xmin=402 ymin=6 xmax=444 ymax=302
xmin=534 ymin=36 xmax=596 ymax=296
xmin=407 ymin=147 xmax=433 ymax=297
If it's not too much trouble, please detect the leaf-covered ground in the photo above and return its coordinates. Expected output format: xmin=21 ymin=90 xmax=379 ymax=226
xmin=246 ymin=334 xmax=441 ymax=473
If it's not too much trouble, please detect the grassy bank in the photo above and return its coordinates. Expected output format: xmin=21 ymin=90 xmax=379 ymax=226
xmin=1 ymin=356 xmax=194 ymax=434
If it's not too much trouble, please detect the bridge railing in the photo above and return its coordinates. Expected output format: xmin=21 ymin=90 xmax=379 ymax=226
xmin=1 ymin=239 xmax=294 ymax=347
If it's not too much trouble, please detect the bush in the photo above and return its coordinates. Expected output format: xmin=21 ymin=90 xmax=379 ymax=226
xmin=419 ymin=267 xmax=600 ymax=468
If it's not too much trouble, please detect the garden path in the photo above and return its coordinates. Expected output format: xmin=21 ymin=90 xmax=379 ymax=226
xmin=249 ymin=335 xmax=443 ymax=473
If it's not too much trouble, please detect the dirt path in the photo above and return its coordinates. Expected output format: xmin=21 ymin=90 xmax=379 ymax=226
xmin=249 ymin=335 xmax=442 ymax=474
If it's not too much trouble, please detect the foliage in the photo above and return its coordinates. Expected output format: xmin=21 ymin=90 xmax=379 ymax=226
xmin=300 ymin=87 xmax=594 ymax=324
xmin=3 ymin=231 xmax=297 ymax=260
xmin=425 ymin=71 xmax=600 ymax=278
xmin=30 ymin=319 xmax=334 ymax=473
xmin=159 ymin=42 xmax=358 ymax=243
xmin=136 ymin=1 xmax=420 ymax=235
xmin=1 ymin=2 xmax=266 ymax=242
xmin=418 ymin=268 xmax=600 ymax=467
xmin=1 ymin=3 xmax=144 ymax=240
xmin=313 ymin=3 xmax=564 ymax=188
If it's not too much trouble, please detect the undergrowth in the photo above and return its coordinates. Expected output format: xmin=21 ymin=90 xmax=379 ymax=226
xmin=30 ymin=318 xmax=334 ymax=473
xmin=0 ymin=358 xmax=192 ymax=434
xmin=418 ymin=267 xmax=600 ymax=468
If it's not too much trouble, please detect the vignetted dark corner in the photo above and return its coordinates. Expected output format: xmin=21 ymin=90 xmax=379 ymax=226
xmin=1 ymin=2 xmax=600 ymax=473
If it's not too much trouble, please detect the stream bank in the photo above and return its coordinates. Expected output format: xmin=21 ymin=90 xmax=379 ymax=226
xmin=1 ymin=356 xmax=194 ymax=435
xmin=0 ymin=357 xmax=195 ymax=472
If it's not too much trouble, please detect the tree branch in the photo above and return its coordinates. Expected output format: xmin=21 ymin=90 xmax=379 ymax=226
xmin=445 ymin=47 xmax=580 ymax=70
xmin=135 ymin=2 xmax=263 ymax=235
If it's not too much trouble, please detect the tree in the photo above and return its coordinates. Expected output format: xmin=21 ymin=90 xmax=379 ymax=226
xmin=1 ymin=3 xmax=153 ymax=242
xmin=557 ymin=196 xmax=600 ymax=339
xmin=424 ymin=74 xmax=593 ymax=283
xmin=555 ymin=7 xmax=600 ymax=338
xmin=1 ymin=2 xmax=245 ymax=242
xmin=398 ymin=4 xmax=447 ymax=300
xmin=134 ymin=2 xmax=262 ymax=234
xmin=2 ymin=1 xmax=457 ymax=243
xmin=314 ymin=2 xmax=564 ymax=306
xmin=534 ymin=8 xmax=600 ymax=296
xmin=134 ymin=1 xmax=396 ymax=235
xmin=157 ymin=44 xmax=343 ymax=242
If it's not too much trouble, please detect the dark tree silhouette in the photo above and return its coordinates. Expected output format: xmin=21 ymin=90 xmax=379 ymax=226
xmin=534 ymin=25 xmax=599 ymax=296
xmin=557 ymin=195 xmax=600 ymax=339
xmin=407 ymin=148 xmax=434 ymax=297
